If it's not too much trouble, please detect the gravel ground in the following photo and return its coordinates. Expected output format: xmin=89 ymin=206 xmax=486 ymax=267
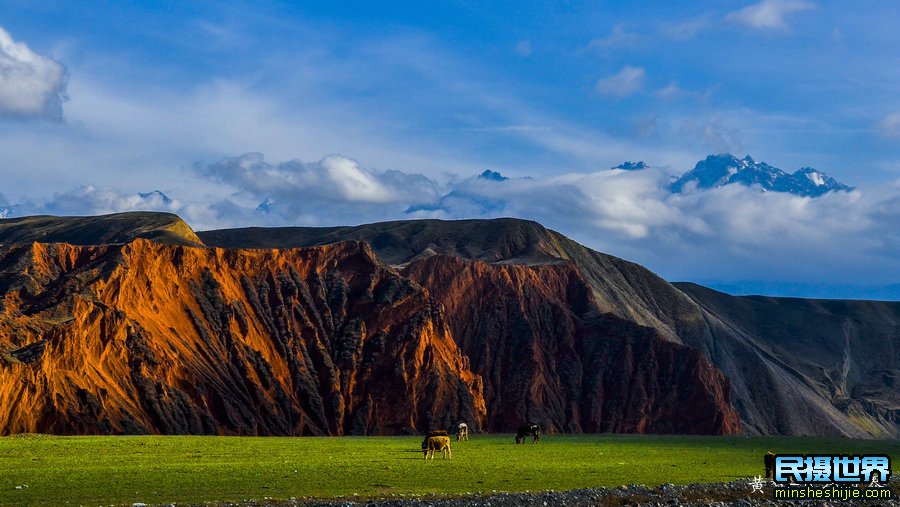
xmin=196 ymin=477 xmax=900 ymax=507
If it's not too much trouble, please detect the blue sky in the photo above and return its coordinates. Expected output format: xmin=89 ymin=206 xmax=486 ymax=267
xmin=2 ymin=1 xmax=900 ymax=293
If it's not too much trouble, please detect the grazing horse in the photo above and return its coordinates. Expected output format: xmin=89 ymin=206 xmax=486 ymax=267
xmin=515 ymin=424 xmax=541 ymax=444
xmin=423 ymin=435 xmax=452 ymax=460
xmin=457 ymin=422 xmax=469 ymax=442
xmin=764 ymin=451 xmax=776 ymax=480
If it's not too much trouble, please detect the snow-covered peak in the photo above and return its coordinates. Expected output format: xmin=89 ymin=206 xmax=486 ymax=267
xmin=796 ymin=167 xmax=825 ymax=186
xmin=671 ymin=155 xmax=852 ymax=197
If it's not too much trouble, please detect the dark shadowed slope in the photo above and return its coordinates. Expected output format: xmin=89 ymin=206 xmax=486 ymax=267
xmin=198 ymin=218 xmax=570 ymax=266
xmin=0 ymin=212 xmax=204 ymax=247
xmin=675 ymin=282 xmax=900 ymax=437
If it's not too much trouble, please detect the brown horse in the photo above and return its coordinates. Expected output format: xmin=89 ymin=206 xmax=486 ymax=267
xmin=423 ymin=435 xmax=452 ymax=460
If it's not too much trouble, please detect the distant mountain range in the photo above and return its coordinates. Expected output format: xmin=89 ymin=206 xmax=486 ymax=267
xmin=669 ymin=154 xmax=853 ymax=197
xmin=703 ymin=280 xmax=900 ymax=301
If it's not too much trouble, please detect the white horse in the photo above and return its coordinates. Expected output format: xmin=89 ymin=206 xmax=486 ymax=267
xmin=457 ymin=422 xmax=469 ymax=441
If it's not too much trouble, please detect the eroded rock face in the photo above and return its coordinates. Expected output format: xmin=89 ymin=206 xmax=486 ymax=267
xmin=0 ymin=212 xmax=750 ymax=437
xmin=199 ymin=217 xmax=900 ymax=438
xmin=403 ymin=255 xmax=741 ymax=435
xmin=0 ymin=236 xmax=739 ymax=436
xmin=0 ymin=240 xmax=485 ymax=435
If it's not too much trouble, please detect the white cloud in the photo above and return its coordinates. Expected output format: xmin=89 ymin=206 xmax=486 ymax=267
xmin=586 ymin=25 xmax=639 ymax=55
xmin=595 ymin=66 xmax=645 ymax=98
xmin=0 ymin=26 xmax=68 ymax=119
xmin=878 ymin=112 xmax=900 ymax=140
xmin=321 ymin=155 xmax=394 ymax=203
xmin=725 ymin=0 xmax=815 ymax=31
xmin=36 ymin=186 xmax=180 ymax=215
xmin=191 ymin=152 xmax=441 ymax=226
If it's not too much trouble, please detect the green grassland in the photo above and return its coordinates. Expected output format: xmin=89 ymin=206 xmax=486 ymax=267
xmin=1 ymin=434 xmax=898 ymax=506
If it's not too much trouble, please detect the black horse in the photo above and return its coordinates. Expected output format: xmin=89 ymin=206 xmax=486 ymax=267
xmin=515 ymin=424 xmax=541 ymax=444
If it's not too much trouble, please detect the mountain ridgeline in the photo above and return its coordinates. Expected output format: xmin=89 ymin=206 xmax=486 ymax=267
xmin=670 ymin=154 xmax=852 ymax=196
xmin=0 ymin=212 xmax=896 ymax=437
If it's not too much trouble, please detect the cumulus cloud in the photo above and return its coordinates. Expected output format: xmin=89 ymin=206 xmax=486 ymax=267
xmin=0 ymin=26 xmax=68 ymax=119
xmin=192 ymin=152 xmax=442 ymax=226
xmin=878 ymin=112 xmax=900 ymax=140
xmin=595 ymin=66 xmax=645 ymax=98
xmin=725 ymin=0 xmax=815 ymax=30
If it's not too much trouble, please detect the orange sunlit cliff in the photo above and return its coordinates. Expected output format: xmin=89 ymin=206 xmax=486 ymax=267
xmin=0 ymin=239 xmax=484 ymax=435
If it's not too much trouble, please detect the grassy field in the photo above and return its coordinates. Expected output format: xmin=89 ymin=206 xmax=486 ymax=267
xmin=1 ymin=434 xmax=899 ymax=506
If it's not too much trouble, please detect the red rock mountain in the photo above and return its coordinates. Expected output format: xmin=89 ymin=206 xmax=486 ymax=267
xmin=0 ymin=238 xmax=484 ymax=435
xmin=3 ymin=212 xmax=898 ymax=437
xmin=402 ymin=255 xmax=739 ymax=434
xmin=201 ymin=218 xmax=900 ymax=438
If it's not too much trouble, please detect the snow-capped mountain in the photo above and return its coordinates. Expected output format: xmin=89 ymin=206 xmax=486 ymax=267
xmin=671 ymin=154 xmax=852 ymax=197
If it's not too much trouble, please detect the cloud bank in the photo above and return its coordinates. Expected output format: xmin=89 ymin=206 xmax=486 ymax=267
xmin=0 ymin=26 xmax=68 ymax=120
xmin=8 ymin=152 xmax=900 ymax=286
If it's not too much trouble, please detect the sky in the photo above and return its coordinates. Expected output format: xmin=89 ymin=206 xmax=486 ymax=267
xmin=2 ymin=1 xmax=900 ymax=295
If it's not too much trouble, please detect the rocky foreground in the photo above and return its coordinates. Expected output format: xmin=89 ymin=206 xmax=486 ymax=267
xmin=206 ymin=479 xmax=900 ymax=507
